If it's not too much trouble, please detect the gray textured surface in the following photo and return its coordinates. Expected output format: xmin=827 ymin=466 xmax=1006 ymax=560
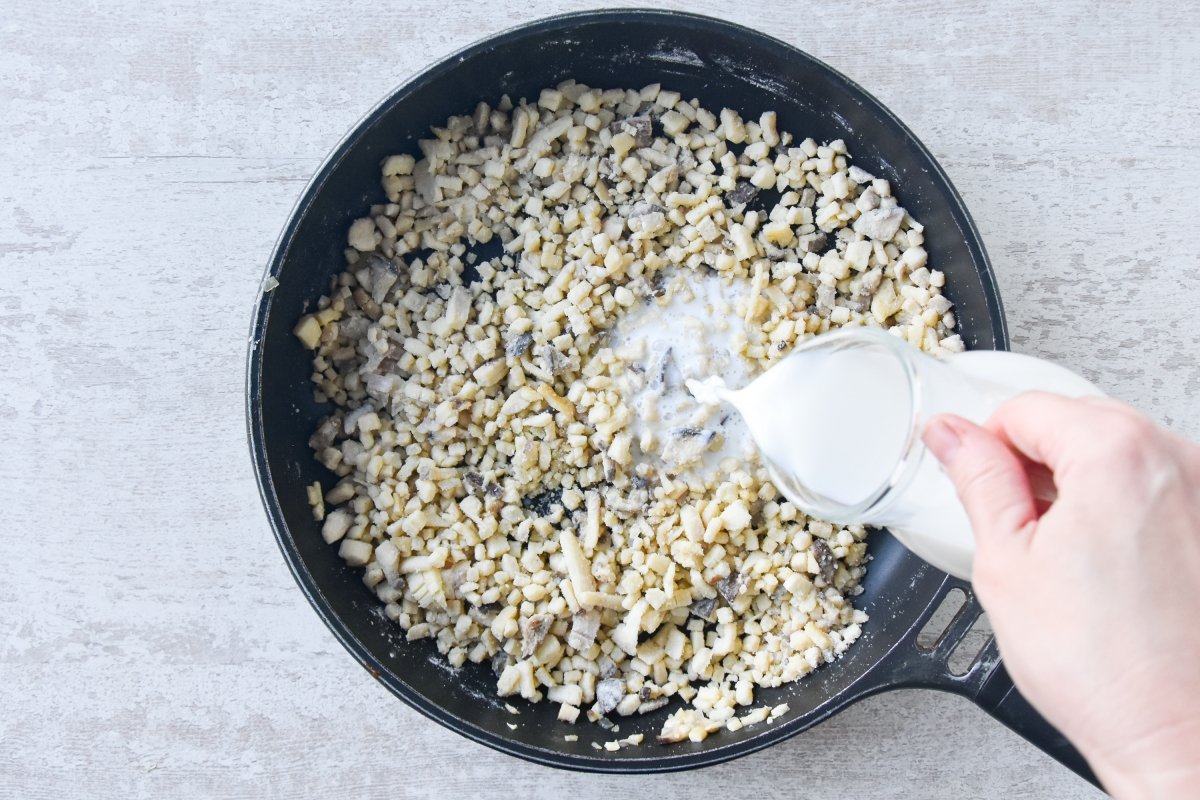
xmin=2 ymin=1 xmax=1197 ymax=797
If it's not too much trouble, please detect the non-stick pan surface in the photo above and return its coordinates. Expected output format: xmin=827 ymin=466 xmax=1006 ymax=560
xmin=247 ymin=9 xmax=1095 ymax=784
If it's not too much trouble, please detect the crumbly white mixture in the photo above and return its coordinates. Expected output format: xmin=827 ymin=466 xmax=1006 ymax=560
xmin=293 ymin=80 xmax=962 ymax=744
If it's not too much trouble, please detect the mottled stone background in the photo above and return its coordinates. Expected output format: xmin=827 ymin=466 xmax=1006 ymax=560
xmin=2 ymin=1 xmax=1196 ymax=797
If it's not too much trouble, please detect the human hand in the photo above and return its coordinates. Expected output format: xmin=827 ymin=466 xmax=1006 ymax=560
xmin=923 ymin=393 xmax=1200 ymax=799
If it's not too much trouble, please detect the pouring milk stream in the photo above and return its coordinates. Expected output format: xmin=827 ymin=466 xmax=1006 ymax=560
xmin=687 ymin=328 xmax=1103 ymax=579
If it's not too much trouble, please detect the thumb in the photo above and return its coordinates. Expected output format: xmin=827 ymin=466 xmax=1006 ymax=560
xmin=922 ymin=414 xmax=1039 ymax=552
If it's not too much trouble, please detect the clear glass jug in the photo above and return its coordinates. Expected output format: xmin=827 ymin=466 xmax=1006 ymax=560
xmin=714 ymin=328 xmax=1103 ymax=579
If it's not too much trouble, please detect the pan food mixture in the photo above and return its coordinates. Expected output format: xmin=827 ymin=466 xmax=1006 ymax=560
xmin=293 ymin=81 xmax=962 ymax=745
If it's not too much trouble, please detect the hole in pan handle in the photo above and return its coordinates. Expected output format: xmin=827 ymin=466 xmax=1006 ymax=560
xmin=863 ymin=577 xmax=1100 ymax=789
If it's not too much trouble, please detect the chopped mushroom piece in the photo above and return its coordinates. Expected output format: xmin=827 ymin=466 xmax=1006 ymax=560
xmin=659 ymin=428 xmax=716 ymax=468
xmin=647 ymin=347 xmax=673 ymax=392
xmin=542 ymin=345 xmax=571 ymax=377
xmin=725 ymin=180 xmax=759 ymax=206
xmin=595 ymin=679 xmax=625 ymax=715
xmin=610 ymin=115 xmax=652 ymax=147
xmin=689 ymin=597 xmax=717 ymax=621
xmin=717 ymin=572 xmax=745 ymax=604
xmin=853 ymin=206 xmax=905 ymax=242
xmin=506 ymin=332 xmax=534 ymax=358
xmin=521 ymin=614 xmax=553 ymax=658
xmin=812 ymin=538 xmax=838 ymax=584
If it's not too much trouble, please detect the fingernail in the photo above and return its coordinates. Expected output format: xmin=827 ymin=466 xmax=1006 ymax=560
xmin=923 ymin=416 xmax=964 ymax=464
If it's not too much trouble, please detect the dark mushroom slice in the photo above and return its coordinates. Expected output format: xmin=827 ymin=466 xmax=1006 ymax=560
xmin=595 ymin=678 xmax=625 ymax=715
xmin=608 ymin=115 xmax=653 ymax=147
xmin=443 ymin=562 xmax=471 ymax=599
xmin=309 ymin=415 xmax=343 ymax=452
xmin=647 ymin=347 xmax=674 ymax=392
xmin=567 ymin=609 xmax=601 ymax=652
xmin=725 ymin=180 xmax=759 ymax=206
xmin=628 ymin=201 xmax=665 ymax=218
xmin=689 ymin=596 xmax=717 ymax=622
xmin=468 ymin=602 xmax=502 ymax=626
xmin=602 ymin=454 xmax=617 ymax=482
xmin=338 ymin=315 xmax=371 ymax=341
xmin=520 ymin=614 xmax=552 ymax=658
xmin=542 ymin=344 xmax=570 ymax=377
xmin=598 ymin=654 xmax=618 ymax=679
xmin=797 ymin=232 xmax=828 ymax=254
xmin=505 ymin=331 xmax=534 ymax=358
xmin=717 ymin=572 xmax=746 ymax=604
xmin=815 ymin=284 xmax=837 ymax=318
xmin=367 ymin=253 xmax=402 ymax=304
xmin=812 ymin=538 xmax=838 ymax=585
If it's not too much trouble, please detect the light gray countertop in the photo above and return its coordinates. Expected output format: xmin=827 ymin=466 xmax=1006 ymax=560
xmin=3 ymin=1 xmax=1197 ymax=797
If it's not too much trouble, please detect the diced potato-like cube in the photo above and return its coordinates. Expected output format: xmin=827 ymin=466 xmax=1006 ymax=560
xmin=729 ymin=224 xmax=757 ymax=262
xmin=610 ymin=131 xmax=636 ymax=158
xmin=382 ymin=154 xmax=415 ymax=176
xmin=660 ymin=110 xmax=690 ymax=136
xmin=293 ymin=315 xmax=321 ymax=350
xmin=347 ymin=217 xmax=377 ymax=251
xmin=871 ymin=279 xmax=903 ymax=322
xmin=721 ymin=501 xmax=752 ymax=533
xmin=538 ymin=88 xmax=565 ymax=111
xmin=473 ymin=359 xmax=508 ymax=388
xmin=844 ymin=240 xmax=872 ymax=271
xmin=819 ymin=250 xmax=850 ymax=281
xmin=338 ymin=538 xmax=373 ymax=567
xmin=762 ymin=221 xmax=794 ymax=247
xmin=321 ymin=509 xmax=353 ymax=544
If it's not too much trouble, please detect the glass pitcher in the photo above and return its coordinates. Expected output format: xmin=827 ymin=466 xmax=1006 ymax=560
xmin=715 ymin=328 xmax=1102 ymax=579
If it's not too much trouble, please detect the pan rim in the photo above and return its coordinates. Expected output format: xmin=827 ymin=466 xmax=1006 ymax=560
xmin=246 ymin=7 xmax=1008 ymax=773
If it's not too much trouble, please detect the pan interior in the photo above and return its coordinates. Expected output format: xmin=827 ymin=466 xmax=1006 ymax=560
xmin=250 ymin=11 xmax=1001 ymax=769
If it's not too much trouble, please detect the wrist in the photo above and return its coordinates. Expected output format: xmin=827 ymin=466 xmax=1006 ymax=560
xmin=1089 ymin=741 xmax=1200 ymax=800
xmin=1096 ymin=767 xmax=1200 ymax=800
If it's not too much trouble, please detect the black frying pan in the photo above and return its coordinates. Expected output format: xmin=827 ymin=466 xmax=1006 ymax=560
xmin=246 ymin=9 xmax=1097 ymax=785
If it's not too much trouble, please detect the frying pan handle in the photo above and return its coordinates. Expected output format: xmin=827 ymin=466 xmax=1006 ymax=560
xmin=867 ymin=576 xmax=1099 ymax=788
xmin=972 ymin=661 xmax=1099 ymax=787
